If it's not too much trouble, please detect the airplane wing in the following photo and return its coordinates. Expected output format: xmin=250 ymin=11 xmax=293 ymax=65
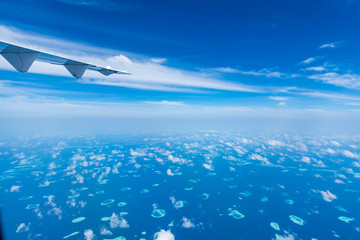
xmin=0 ymin=40 xmax=131 ymax=78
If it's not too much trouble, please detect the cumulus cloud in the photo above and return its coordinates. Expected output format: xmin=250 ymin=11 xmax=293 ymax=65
xmin=275 ymin=231 xmax=296 ymax=240
xmin=319 ymin=190 xmax=337 ymax=202
xmin=343 ymin=150 xmax=359 ymax=159
xmin=167 ymin=169 xmax=174 ymax=176
xmin=100 ymin=227 xmax=113 ymax=235
xmin=267 ymin=140 xmax=285 ymax=147
xmin=10 ymin=185 xmax=21 ymax=192
xmin=109 ymin=213 xmax=129 ymax=228
xmin=202 ymin=163 xmax=214 ymax=170
xmin=181 ymin=217 xmax=195 ymax=228
xmin=301 ymin=156 xmax=311 ymax=164
xmin=154 ymin=229 xmax=175 ymax=240
xmin=84 ymin=229 xmax=95 ymax=240
xmin=330 ymin=141 xmax=341 ymax=146
xmin=110 ymin=213 xmax=120 ymax=228
xmin=250 ymin=153 xmax=270 ymax=164
xmin=326 ymin=148 xmax=336 ymax=154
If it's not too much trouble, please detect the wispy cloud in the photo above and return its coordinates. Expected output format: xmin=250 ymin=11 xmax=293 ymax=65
xmin=278 ymin=87 xmax=360 ymax=103
xmin=56 ymin=0 xmax=140 ymax=11
xmin=0 ymin=25 xmax=260 ymax=93
xmin=319 ymin=42 xmax=336 ymax=49
xmin=301 ymin=57 xmax=318 ymax=65
xmin=269 ymin=96 xmax=289 ymax=101
xmin=308 ymin=72 xmax=360 ymax=89
xmin=143 ymin=100 xmax=185 ymax=106
xmin=215 ymin=67 xmax=294 ymax=78
xmin=344 ymin=102 xmax=360 ymax=106
xmin=214 ymin=67 xmax=241 ymax=73
xmin=298 ymin=90 xmax=360 ymax=101
xmin=269 ymin=96 xmax=288 ymax=107
xmin=304 ymin=66 xmax=326 ymax=72
xmin=150 ymin=58 xmax=167 ymax=64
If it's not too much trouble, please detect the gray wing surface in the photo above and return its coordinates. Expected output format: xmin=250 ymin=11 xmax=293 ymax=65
xmin=0 ymin=40 xmax=130 ymax=78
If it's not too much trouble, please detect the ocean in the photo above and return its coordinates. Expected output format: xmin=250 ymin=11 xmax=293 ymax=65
xmin=1 ymin=130 xmax=360 ymax=239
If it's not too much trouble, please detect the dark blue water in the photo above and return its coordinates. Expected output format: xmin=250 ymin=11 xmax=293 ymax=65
xmin=1 ymin=132 xmax=360 ymax=239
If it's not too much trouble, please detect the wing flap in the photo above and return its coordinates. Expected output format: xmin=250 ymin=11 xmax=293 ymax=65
xmin=64 ymin=60 xmax=89 ymax=78
xmin=0 ymin=45 xmax=39 ymax=72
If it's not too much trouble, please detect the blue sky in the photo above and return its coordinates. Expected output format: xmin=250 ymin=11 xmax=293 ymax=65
xmin=1 ymin=0 xmax=360 ymax=120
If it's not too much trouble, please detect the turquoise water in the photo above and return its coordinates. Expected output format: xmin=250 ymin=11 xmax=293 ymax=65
xmin=1 ymin=131 xmax=360 ymax=239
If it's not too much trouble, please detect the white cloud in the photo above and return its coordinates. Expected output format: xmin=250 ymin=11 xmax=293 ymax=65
xmin=10 ymin=185 xmax=21 ymax=192
xmin=110 ymin=213 xmax=120 ymax=228
xmin=334 ymin=179 xmax=345 ymax=184
xmin=275 ymin=231 xmax=296 ymax=240
xmin=298 ymin=90 xmax=360 ymax=101
xmin=144 ymin=100 xmax=185 ymax=106
xmin=181 ymin=217 xmax=195 ymax=228
xmin=250 ymin=153 xmax=270 ymax=164
xmin=330 ymin=141 xmax=341 ymax=147
xmin=119 ymin=218 xmax=129 ymax=228
xmin=301 ymin=156 xmax=311 ymax=164
xmin=269 ymin=96 xmax=288 ymax=106
xmin=344 ymin=102 xmax=360 ymax=106
xmin=84 ymin=229 xmax=95 ymax=240
xmin=16 ymin=223 xmax=30 ymax=233
xmin=269 ymin=96 xmax=289 ymax=101
xmin=267 ymin=140 xmax=285 ymax=147
xmin=167 ymin=169 xmax=174 ymax=176
xmin=215 ymin=67 xmax=294 ymax=78
xmin=154 ymin=229 xmax=175 ymax=240
xmin=237 ymin=69 xmax=286 ymax=78
xmin=214 ymin=67 xmax=241 ymax=73
xmin=100 ymin=227 xmax=112 ymax=235
xmin=202 ymin=163 xmax=214 ymax=170
xmin=326 ymin=148 xmax=336 ymax=154
xmin=109 ymin=213 xmax=129 ymax=228
xmin=343 ymin=150 xmax=359 ymax=159
xmin=319 ymin=190 xmax=337 ymax=202
xmin=302 ymin=57 xmax=318 ymax=64
xmin=309 ymin=72 xmax=360 ymax=90
xmin=305 ymin=66 xmax=326 ymax=72
xmin=150 ymin=58 xmax=167 ymax=64
xmin=320 ymin=42 xmax=336 ymax=49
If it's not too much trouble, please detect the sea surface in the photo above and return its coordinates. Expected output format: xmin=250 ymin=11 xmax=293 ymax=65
xmin=1 ymin=131 xmax=360 ymax=239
